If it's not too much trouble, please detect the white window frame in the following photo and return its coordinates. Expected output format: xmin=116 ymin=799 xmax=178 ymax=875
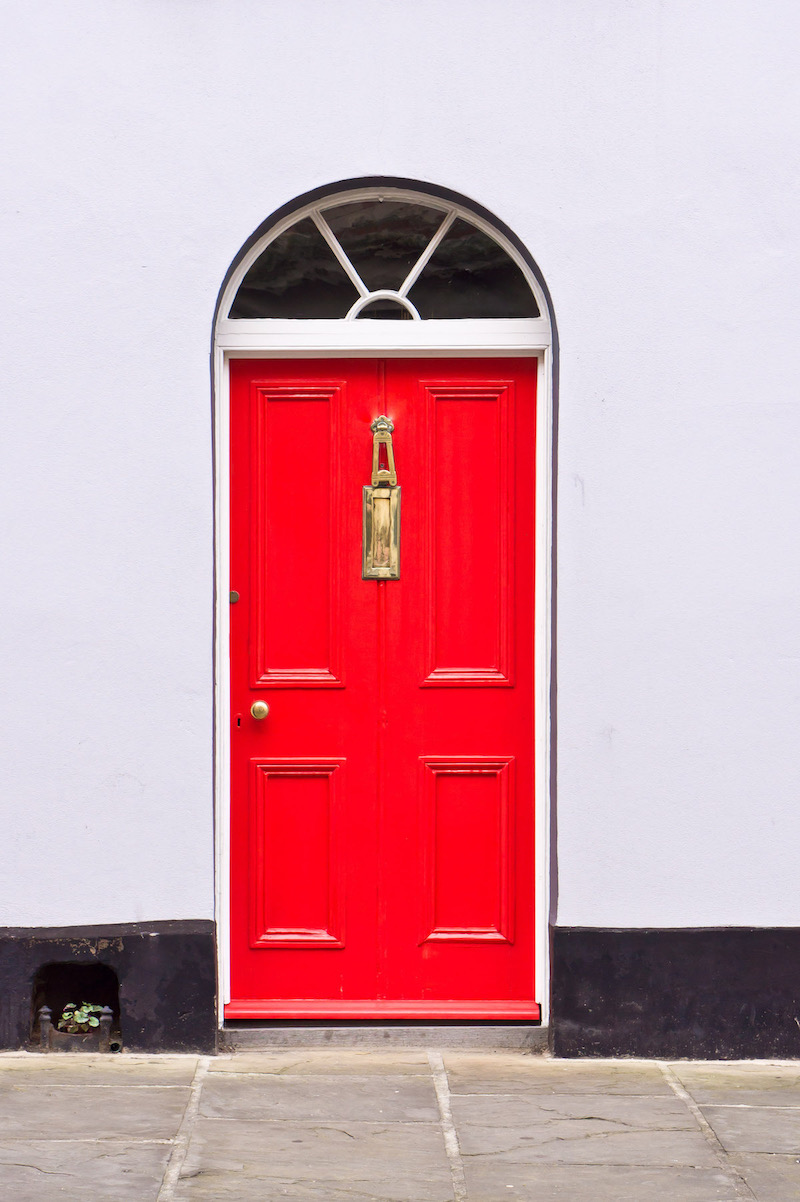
xmin=213 ymin=186 xmax=554 ymax=1027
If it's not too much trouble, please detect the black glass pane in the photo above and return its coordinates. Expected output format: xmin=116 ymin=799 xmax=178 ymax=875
xmin=323 ymin=200 xmax=445 ymax=292
xmin=354 ymin=298 xmax=413 ymax=320
xmin=229 ymin=217 xmax=359 ymax=318
xmin=408 ymin=218 xmax=539 ymax=318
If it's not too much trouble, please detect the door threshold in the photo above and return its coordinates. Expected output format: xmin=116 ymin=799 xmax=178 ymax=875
xmin=225 ymin=1000 xmax=541 ymax=1021
xmin=220 ymin=1023 xmax=549 ymax=1051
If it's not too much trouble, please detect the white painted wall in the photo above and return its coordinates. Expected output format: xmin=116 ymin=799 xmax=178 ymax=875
xmin=1 ymin=1 xmax=798 ymax=928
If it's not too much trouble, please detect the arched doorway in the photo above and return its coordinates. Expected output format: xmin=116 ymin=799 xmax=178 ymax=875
xmin=213 ymin=180 xmax=555 ymax=1025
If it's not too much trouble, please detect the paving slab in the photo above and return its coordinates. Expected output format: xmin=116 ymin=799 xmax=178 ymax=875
xmin=2 ymin=1051 xmax=800 ymax=1201
xmin=209 ymin=1050 xmax=431 ymax=1075
xmin=174 ymin=1117 xmax=452 ymax=1200
xmin=0 ymin=1084 xmax=189 ymax=1140
xmin=177 ymin=1182 xmax=453 ymax=1202
xmin=199 ymin=1072 xmax=439 ymax=1122
xmin=0 ymin=1052 xmax=199 ymax=1086
xmin=672 ymin=1062 xmax=800 ymax=1107
xmin=701 ymin=1104 xmax=800 ymax=1154
xmin=0 ymin=1139 xmax=170 ymax=1202
xmin=444 ymin=1053 xmax=672 ymax=1096
xmin=452 ymin=1093 xmax=720 ymax=1167
xmin=462 ymin=1161 xmax=738 ymax=1201
xmin=730 ymin=1152 xmax=800 ymax=1201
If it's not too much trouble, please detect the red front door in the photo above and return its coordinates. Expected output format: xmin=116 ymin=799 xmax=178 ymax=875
xmin=228 ymin=358 xmax=539 ymax=1019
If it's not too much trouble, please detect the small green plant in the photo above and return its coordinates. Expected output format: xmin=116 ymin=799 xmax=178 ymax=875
xmin=57 ymin=1002 xmax=104 ymax=1034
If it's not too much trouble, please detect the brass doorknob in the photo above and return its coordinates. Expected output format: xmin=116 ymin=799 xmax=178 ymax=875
xmin=250 ymin=701 xmax=270 ymax=720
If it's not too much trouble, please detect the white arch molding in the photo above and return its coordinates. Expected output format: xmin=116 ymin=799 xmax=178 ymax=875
xmin=213 ymin=183 xmax=555 ymax=1028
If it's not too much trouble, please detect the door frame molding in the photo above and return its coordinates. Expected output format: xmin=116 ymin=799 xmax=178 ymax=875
xmin=212 ymin=180 xmax=557 ymax=1027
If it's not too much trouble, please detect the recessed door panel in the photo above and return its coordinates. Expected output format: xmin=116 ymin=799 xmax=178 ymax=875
xmin=249 ymin=760 xmax=344 ymax=949
xmin=251 ymin=384 xmax=343 ymax=687
xmin=421 ymin=758 xmax=515 ymax=945
xmin=229 ymin=357 xmax=538 ymax=1020
xmin=423 ymin=385 xmax=514 ymax=686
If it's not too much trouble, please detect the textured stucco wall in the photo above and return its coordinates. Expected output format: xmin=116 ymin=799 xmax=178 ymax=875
xmin=1 ymin=0 xmax=798 ymax=927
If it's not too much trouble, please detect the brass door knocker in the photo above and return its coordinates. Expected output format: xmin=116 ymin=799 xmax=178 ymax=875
xmin=362 ymin=416 xmax=401 ymax=579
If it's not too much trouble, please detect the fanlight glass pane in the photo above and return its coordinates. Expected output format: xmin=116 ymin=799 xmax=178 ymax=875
xmin=323 ymin=200 xmax=444 ymax=292
xmin=228 ymin=203 xmax=539 ymax=319
xmin=228 ymin=217 xmax=358 ymax=318
xmin=407 ymin=218 xmax=539 ymax=318
xmin=354 ymin=298 xmax=413 ymax=320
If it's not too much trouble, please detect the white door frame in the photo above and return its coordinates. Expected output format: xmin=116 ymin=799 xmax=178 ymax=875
xmin=213 ymin=186 xmax=555 ymax=1026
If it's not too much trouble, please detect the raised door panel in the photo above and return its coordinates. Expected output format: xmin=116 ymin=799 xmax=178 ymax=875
xmin=249 ymin=759 xmax=345 ymax=949
xmin=250 ymin=383 xmax=343 ymax=687
xmin=421 ymin=383 xmax=514 ymax=686
xmin=420 ymin=758 xmax=515 ymax=945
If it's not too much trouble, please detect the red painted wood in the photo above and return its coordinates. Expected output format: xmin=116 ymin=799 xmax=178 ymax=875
xmin=420 ymin=758 xmax=515 ymax=945
xmin=249 ymin=760 xmax=345 ymax=948
xmin=423 ymin=383 xmax=514 ymax=685
xmin=229 ymin=358 xmax=538 ymax=1019
xmin=225 ymin=1000 xmax=540 ymax=1020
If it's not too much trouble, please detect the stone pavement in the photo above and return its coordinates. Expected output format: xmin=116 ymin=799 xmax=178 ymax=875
xmin=0 ymin=1051 xmax=799 ymax=1200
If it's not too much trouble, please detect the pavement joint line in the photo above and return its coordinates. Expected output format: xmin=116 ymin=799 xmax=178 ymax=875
xmin=698 ymin=1102 xmax=800 ymax=1110
xmin=205 ymin=1070 xmax=428 ymax=1078
xmin=156 ymin=1054 xmax=210 ymax=1201
xmin=448 ymin=1090 xmax=669 ymax=1098
xmin=171 ymin=1117 xmax=439 ymax=1125
xmin=428 ymin=1051 xmax=468 ymax=1202
xmin=658 ymin=1061 xmax=758 ymax=1201
xmin=0 ymin=1138 xmax=174 ymax=1144
xmin=0 ymin=1083 xmax=192 ymax=1090
xmin=0 ymin=1054 xmax=201 ymax=1062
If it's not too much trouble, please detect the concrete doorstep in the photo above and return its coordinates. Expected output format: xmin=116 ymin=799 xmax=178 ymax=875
xmin=0 ymin=1051 xmax=798 ymax=1200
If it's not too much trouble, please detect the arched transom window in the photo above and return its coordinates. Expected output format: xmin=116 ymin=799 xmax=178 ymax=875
xmin=228 ymin=196 xmax=540 ymax=321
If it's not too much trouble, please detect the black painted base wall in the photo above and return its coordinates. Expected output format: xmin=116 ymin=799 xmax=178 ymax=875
xmin=0 ymin=921 xmax=217 ymax=1053
xmin=553 ymin=927 xmax=800 ymax=1059
xmin=7 ymin=923 xmax=798 ymax=1057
